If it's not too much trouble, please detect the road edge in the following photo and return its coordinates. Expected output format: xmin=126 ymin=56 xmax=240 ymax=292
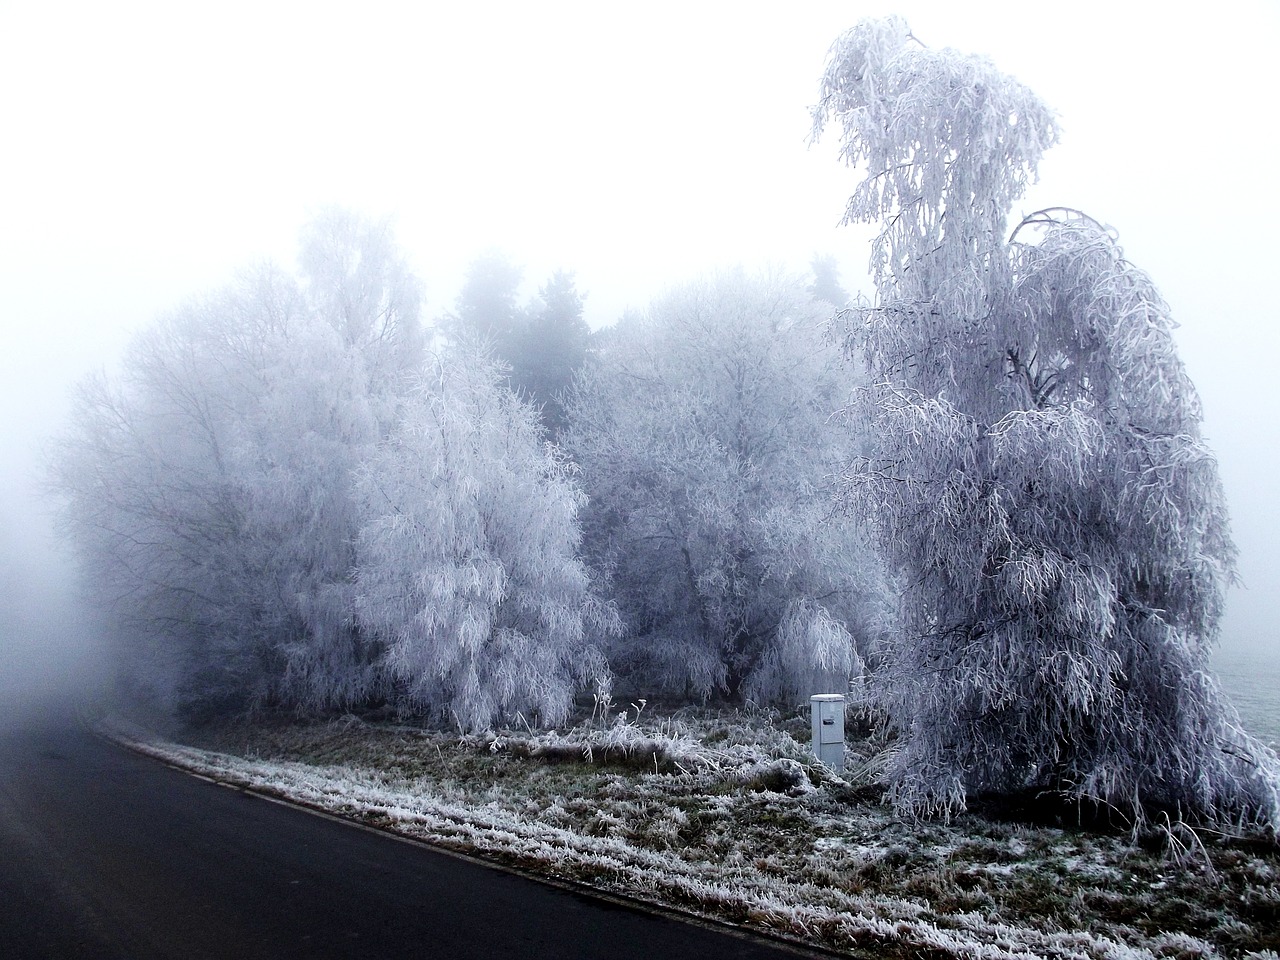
xmin=88 ymin=712 xmax=849 ymax=960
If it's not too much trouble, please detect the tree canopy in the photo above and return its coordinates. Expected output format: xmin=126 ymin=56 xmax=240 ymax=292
xmin=446 ymin=254 xmax=590 ymax=438
xmin=813 ymin=16 xmax=1279 ymax=828
xmin=354 ymin=344 xmax=615 ymax=730
xmin=50 ymin=215 xmax=611 ymax=728
xmin=565 ymin=271 xmax=890 ymax=705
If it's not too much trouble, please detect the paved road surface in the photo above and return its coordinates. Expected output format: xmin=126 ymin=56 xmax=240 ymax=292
xmin=0 ymin=705 xmax=818 ymax=960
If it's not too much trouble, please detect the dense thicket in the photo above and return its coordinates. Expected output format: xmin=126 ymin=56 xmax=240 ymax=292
xmin=51 ymin=215 xmax=609 ymax=727
xmin=813 ymin=16 xmax=1279 ymax=827
xmin=564 ymin=271 xmax=891 ymax=704
xmin=52 ymin=255 xmax=383 ymax=718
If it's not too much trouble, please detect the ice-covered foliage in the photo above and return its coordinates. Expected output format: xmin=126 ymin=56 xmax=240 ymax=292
xmin=248 ymin=212 xmax=425 ymax=711
xmin=53 ymin=265 xmax=310 ymax=714
xmin=52 ymin=216 xmax=613 ymax=729
xmin=51 ymin=213 xmax=423 ymax=719
xmin=353 ymin=344 xmax=616 ymax=731
xmin=564 ymin=271 xmax=890 ymax=704
xmin=813 ymin=18 xmax=1280 ymax=827
xmin=298 ymin=207 xmax=425 ymax=388
xmin=231 ymin=317 xmax=384 ymax=712
xmin=747 ymin=600 xmax=866 ymax=710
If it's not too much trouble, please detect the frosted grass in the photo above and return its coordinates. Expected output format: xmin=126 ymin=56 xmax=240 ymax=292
xmin=98 ymin=710 xmax=1280 ymax=960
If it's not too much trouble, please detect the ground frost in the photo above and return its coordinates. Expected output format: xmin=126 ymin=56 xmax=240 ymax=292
xmin=99 ymin=710 xmax=1278 ymax=959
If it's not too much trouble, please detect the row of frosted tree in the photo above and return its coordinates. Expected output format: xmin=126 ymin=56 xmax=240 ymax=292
xmin=54 ymin=19 xmax=1279 ymax=831
xmin=52 ymin=217 xmax=873 ymax=728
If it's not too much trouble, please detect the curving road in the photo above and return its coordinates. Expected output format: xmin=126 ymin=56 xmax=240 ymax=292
xmin=0 ymin=703 xmax=821 ymax=960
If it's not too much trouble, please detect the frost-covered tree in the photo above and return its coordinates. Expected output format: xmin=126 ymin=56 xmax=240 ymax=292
xmin=229 ymin=317 xmax=383 ymax=712
xmin=260 ymin=212 xmax=426 ymax=710
xmin=508 ymin=270 xmax=590 ymax=438
xmin=353 ymin=345 xmax=616 ymax=731
xmin=813 ymin=17 xmax=1279 ymax=827
xmin=445 ymin=256 xmax=589 ymax=438
xmin=51 ymin=265 xmax=310 ymax=716
xmin=564 ymin=271 xmax=890 ymax=705
xmin=51 ymin=212 xmax=425 ymax=719
xmin=445 ymin=250 xmax=525 ymax=347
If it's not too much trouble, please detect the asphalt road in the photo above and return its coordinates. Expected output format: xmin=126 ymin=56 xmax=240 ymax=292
xmin=0 ymin=703 xmax=820 ymax=960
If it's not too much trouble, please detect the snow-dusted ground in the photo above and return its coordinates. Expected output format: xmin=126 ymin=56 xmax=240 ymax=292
xmin=99 ymin=708 xmax=1279 ymax=960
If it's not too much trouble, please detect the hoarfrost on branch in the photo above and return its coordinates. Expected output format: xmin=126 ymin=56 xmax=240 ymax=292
xmin=813 ymin=17 xmax=1280 ymax=827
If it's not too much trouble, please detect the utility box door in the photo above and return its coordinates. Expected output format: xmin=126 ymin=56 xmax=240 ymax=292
xmin=810 ymin=694 xmax=846 ymax=770
xmin=816 ymin=698 xmax=844 ymax=743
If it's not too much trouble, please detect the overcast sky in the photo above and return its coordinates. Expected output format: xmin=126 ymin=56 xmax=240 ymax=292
xmin=2 ymin=1 xmax=1277 ymax=660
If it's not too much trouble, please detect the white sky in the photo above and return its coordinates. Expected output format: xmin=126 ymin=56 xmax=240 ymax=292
xmin=2 ymin=1 xmax=1277 ymax=654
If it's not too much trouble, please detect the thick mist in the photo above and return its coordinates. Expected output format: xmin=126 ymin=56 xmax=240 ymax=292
xmin=0 ymin=483 xmax=112 ymax=724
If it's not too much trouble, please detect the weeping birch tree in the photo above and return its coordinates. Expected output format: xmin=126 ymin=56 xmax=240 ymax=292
xmin=813 ymin=17 xmax=1279 ymax=827
xmin=353 ymin=345 xmax=616 ymax=731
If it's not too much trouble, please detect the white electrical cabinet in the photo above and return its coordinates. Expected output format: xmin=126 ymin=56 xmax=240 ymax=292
xmin=810 ymin=693 xmax=846 ymax=771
